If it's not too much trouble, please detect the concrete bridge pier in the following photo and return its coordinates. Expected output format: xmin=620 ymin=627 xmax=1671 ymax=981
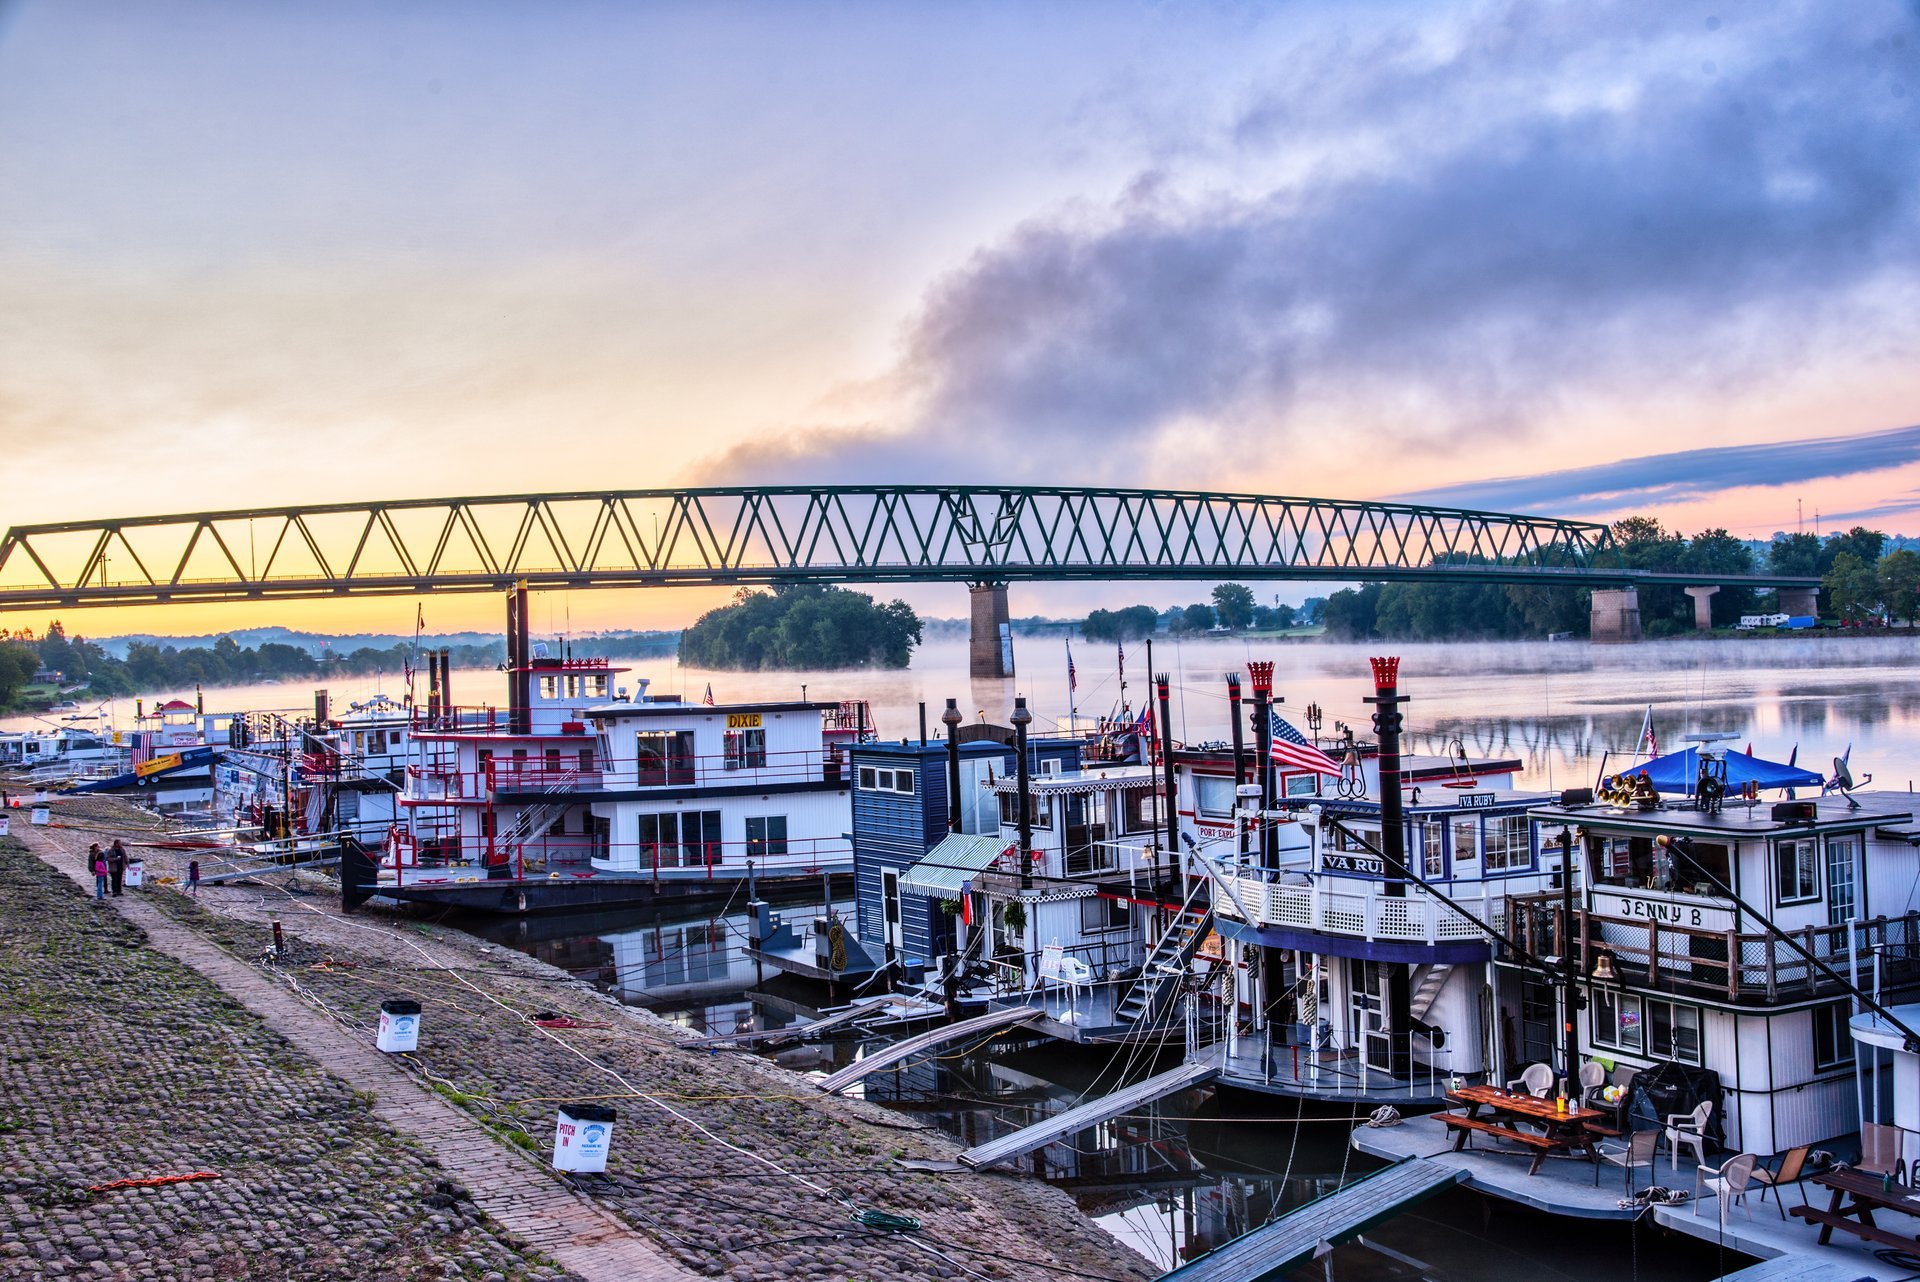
xmin=1684 ymin=586 xmax=1719 ymax=632
xmin=969 ymin=582 xmax=1014 ymax=678
xmin=1590 ymin=588 xmax=1642 ymax=643
xmin=1778 ymin=586 xmax=1818 ymax=618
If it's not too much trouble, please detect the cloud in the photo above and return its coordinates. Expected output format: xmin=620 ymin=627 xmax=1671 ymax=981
xmin=705 ymin=2 xmax=1920 ymax=488
xmin=1396 ymin=423 xmax=1920 ymax=514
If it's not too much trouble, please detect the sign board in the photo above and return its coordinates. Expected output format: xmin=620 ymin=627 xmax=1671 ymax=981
xmin=135 ymin=753 xmax=183 ymax=778
xmin=1456 ymin=791 xmax=1497 ymax=809
xmin=1321 ymin=851 xmax=1385 ymax=876
xmin=1591 ymin=888 xmax=1735 ymax=933
xmin=725 ymin=712 xmax=762 ymax=730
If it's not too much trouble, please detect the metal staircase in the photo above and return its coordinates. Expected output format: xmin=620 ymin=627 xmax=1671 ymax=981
xmin=1408 ymin=962 xmax=1453 ymax=1023
xmin=494 ymin=770 xmax=581 ymax=862
xmin=1114 ymin=881 xmax=1216 ymax=1029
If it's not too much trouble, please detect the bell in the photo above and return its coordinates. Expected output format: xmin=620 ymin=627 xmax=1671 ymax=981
xmin=1591 ymin=953 xmax=1618 ymax=983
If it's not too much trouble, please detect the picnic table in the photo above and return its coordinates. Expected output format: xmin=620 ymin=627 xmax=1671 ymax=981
xmin=1791 ymin=1168 xmax=1920 ymax=1250
xmin=1441 ymin=1084 xmax=1605 ymax=1176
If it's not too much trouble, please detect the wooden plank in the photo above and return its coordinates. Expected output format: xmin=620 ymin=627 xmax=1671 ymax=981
xmin=814 ymin=1006 xmax=1044 ymax=1094
xmin=1712 ymin=1254 xmax=1876 ymax=1282
xmin=957 ymin=1062 xmax=1218 ymax=1169
xmin=1161 ymin=1157 xmax=1465 ymax=1282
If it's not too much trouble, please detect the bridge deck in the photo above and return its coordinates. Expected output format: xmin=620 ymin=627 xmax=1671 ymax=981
xmin=1159 ymin=1156 xmax=1466 ymax=1282
xmin=957 ymin=1060 xmax=1218 ymax=1169
xmin=813 ymin=1006 xmax=1043 ymax=1094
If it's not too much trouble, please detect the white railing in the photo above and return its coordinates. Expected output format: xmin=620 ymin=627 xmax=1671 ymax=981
xmin=1211 ymin=871 xmax=1502 ymax=944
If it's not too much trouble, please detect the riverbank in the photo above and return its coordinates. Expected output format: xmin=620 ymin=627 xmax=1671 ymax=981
xmin=5 ymin=802 xmax=1156 ymax=1282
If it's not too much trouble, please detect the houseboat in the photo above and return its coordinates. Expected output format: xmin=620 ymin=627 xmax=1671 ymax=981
xmin=63 ymin=696 xmax=230 ymax=812
xmin=1495 ymin=758 xmax=1920 ymax=1156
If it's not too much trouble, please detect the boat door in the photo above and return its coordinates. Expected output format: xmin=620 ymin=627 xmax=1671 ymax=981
xmin=881 ymin=869 xmax=903 ymax=954
xmin=1349 ymin=959 xmax=1392 ymax=1074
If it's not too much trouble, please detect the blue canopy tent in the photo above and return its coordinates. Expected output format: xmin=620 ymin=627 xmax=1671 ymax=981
xmin=1614 ymin=746 xmax=1822 ymax=794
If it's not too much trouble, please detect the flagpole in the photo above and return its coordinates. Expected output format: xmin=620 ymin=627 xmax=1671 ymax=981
xmin=1065 ymin=637 xmax=1080 ymax=735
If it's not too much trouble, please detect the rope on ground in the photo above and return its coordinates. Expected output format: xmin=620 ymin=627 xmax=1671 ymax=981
xmin=87 ymin=1172 xmax=222 ymax=1193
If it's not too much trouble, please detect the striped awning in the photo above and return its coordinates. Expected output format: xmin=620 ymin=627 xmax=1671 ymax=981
xmin=898 ymin=834 xmax=1012 ymax=900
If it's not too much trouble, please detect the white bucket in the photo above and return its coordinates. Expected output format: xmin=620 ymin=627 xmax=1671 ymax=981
xmin=0 ymin=814 xmax=10 ymax=837
xmin=29 ymin=806 xmax=50 ymax=826
xmin=376 ymin=1000 xmax=421 ymax=1053
xmin=126 ymin=860 xmax=145 ymax=888
xmin=552 ymin=1106 xmax=615 ymax=1173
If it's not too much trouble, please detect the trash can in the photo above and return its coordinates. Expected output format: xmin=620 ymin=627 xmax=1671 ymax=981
xmin=29 ymin=806 xmax=50 ymax=826
xmin=552 ymin=1104 xmax=616 ymax=1174
xmin=126 ymin=859 xmax=145 ymax=888
xmin=0 ymin=814 xmax=10 ymax=837
xmin=376 ymin=999 xmax=422 ymax=1053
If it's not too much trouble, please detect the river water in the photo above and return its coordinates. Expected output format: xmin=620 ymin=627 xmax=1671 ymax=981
xmin=23 ymin=632 xmax=1915 ymax=1277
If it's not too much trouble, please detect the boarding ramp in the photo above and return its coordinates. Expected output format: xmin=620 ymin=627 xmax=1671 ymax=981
xmin=814 ymin=1006 xmax=1043 ymax=1094
xmin=1157 ymin=1157 xmax=1465 ymax=1282
xmin=677 ymin=994 xmax=938 ymax=1050
xmin=958 ymin=1060 xmax=1219 ymax=1169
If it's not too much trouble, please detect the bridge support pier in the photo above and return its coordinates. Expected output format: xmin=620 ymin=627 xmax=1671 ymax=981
xmin=969 ymin=582 xmax=1014 ymax=679
xmin=1684 ymin=586 xmax=1719 ymax=632
xmin=1590 ymin=588 xmax=1641 ymax=644
xmin=1778 ymin=586 xmax=1818 ymax=619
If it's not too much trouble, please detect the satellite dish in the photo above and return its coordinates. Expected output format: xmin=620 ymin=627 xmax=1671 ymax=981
xmin=1832 ymin=758 xmax=1855 ymax=791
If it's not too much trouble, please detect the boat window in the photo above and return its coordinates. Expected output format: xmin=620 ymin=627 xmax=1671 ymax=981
xmin=1812 ymin=1001 xmax=1852 ymax=1071
xmin=1194 ymin=774 xmax=1236 ymax=818
xmin=586 ymin=673 xmax=610 ymax=698
xmin=858 ymin=766 xmax=877 ymax=790
xmin=1080 ymin=895 xmax=1129 ymax=931
xmin=1825 ymin=837 xmax=1859 ymax=925
xmin=1482 ymin=814 xmax=1531 ymax=871
xmin=1450 ymin=817 xmax=1477 ymax=862
xmin=1284 ymin=773 xmax=1321 ymax=798
xmin=1411 ymin=821 xmax=1444 ymax=878
xmin=1774 ymin=837 xmax=1820 ymax=906
xmin=724 ymin=729 xmax=768 ymax=771
xmin=636 ymin=731 xmax=695 ymax=786
xmin=745 ymin=815 xmax=789 ymax=858
xmin=539 ymin=676 xmax=559 ymax=699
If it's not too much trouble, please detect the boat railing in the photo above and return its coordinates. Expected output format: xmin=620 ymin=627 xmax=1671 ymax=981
xmin=1507 ymin=892 xmax=1920 ymax=1003
xmin=1211 ymin=869 xmax=1501 ymax=944
xmin=389 ymin=833 xmax=852 ymax=877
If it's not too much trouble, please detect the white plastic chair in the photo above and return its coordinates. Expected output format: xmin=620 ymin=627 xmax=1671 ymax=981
xmin=1694 ymin=1152 xmax=1757 ymax=1224
xmin=1577 ymin=1061 xmax=1607 ymax=1107
xmin=1664 ymin=1101 xmax=1713 ymax=1175
xmin=1506 ymin=1062 xmax=1554 ymax=1097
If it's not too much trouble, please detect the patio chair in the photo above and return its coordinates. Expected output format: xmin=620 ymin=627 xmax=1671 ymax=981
xmin=1749 ymin=1145 xmax=1811 ymax=1220
xmin=1594 ymin=1127 xmax=1659 ymax=1191
xmin=1662 ymin=1101 xmax=1713 ymax=1175
xmin=1860 ymin=1123 xmax=1910 ymax=1185
xmin=1693 ymin=1152 xmax=1758 ymax=1225
xmin=1506 ymin=1062 xmax=1554 ymax=1097
xmin=1577 ymin=1060 xmax=1607 ymax=1106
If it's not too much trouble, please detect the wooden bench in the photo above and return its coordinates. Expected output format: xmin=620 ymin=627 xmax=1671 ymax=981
xmin=1440 ymin=1113 xmax=1556 ymax=1151
xmin=1583 ymin=1123 xmax=1623 ymax=1138
xmin=1792 ymin=1204 xmax=1920 ymax=1251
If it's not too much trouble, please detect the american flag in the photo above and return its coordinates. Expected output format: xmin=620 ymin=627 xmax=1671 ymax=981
xmin=1270 ymin=710 xmax=1341 ymax=776
xmin=1066 ymin=639 xmax=1077 ymax=693
xmin=1639 ymin=704 xmax=1657 ymax=758
xmin=703 ymin=683 xmax=715 ymax=706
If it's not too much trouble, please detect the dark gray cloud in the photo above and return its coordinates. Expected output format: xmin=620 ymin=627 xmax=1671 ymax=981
xmin=1398 ymin=423 xmax=1920 ymax=514
xmin=705 ymin=2 xmax=1920 ymax=487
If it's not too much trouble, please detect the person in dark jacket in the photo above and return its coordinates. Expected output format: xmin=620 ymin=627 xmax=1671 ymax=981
xmin=107 ymin=840 xmax=128 ymax=897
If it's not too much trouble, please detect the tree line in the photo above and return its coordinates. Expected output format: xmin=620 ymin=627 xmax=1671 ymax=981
xmin=1082 ymin=588 xmax=1328 ymax=641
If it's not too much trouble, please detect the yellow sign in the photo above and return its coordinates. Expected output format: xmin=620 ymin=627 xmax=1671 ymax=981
xmin=726 ymin=713 xmax=762 ymax=730
xmin=135 ymin=753 xmax=182 ymax=778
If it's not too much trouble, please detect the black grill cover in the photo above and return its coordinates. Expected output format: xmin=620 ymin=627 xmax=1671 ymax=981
xmin=1627 ymin=1060 xmax=1726 ymax=1150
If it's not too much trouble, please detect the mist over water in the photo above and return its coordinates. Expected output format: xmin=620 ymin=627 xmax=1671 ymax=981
xmin=18 ymin=633 xmax=1920 ymax=792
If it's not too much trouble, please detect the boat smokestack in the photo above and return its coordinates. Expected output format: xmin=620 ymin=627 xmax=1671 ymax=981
xmin=942 ymin=699 xmax=964 ymax=833
xmin=1011 ymin=697 xmax=1034 ymax=891
xmin=1366 ymin=655 xmax=1414 ymax=1079
xmin=1247 ymin=662 xmax=1274 ymax=870
xmin=507 ymin=583 xmax=530 ymax=734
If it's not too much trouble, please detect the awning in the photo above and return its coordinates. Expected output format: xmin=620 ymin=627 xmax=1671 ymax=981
xmin=898 ymin=833 xmax=1012 ymax=900
xmin=1613 ymin=747 xmax=1821 ymax=793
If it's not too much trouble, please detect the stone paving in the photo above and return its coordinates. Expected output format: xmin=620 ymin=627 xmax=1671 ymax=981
xmin=12 ymin=806 xmax=1159 ymax=1282
xmin=0 ymin=836 xmax=579 ymax=1281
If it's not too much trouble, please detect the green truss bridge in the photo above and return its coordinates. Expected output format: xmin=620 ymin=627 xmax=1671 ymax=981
xmin=0 ymin=486 xmax=1816 ymax=662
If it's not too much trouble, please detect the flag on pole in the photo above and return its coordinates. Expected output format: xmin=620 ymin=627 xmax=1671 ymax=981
xmin=1638 ymin=705 xmax=1657 ymax=758
xmin=1066 ymin=639 xmax=1077 ymax=693
xmin=703 ymin=683 xmax=714 ymax=706
xmin=1270 ymin=710 xmax=1341 ymax=776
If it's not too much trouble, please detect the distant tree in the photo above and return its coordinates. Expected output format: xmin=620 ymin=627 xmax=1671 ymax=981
xmin=1321 ymin=585 xmax=1381 ymax=640
xmin=1210 ymin=583 xmax=1256 ymax=630
xmin=1823 ymin=552 xmax=1881 ymax=623
xmin=1082 ymin=605 xmax=1158 ymax=643
xmin=1179 ymin=603 xmax=1217 ymax=633
xmin=1768 ymin=532 xmax=1823 ymax=577
xmin=678 ymin=584 xmax=921 ymax=670
xmin=0 ymin=642 xmax=39 ymax=706
xmin=1821 ymin=526 xmax=1886 ymax=574
xmin=1158 ymin=605 xmax=1185 ymax=633
xmin=1297 ymin=596 xmax=1328 ymax=626
xmin=1680 ymin=528 xmax=1758 ymax=626
xmin=1878 ymin=549 xmax=1920 ymax=625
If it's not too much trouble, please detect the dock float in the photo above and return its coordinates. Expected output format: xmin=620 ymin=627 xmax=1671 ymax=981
xmin=958 ymin=1061 xmax=1219 ymax=1169
xmin=814 ymin=1006 xmax=1044 ymax=1094
xmin=1158 ymin=1157 xmax=1465 ymax=1282
xmin=1707 ymin=1259 xmax=1875 ymax=1282
xmin=677 ymin=994 xmax=937 ymax=1049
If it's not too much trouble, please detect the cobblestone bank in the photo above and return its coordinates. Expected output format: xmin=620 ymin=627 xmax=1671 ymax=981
xmin=0 ymin=837 xmax=576 ymax=1282
xmin=19 ymin=812 xmax=1156 ymax=1282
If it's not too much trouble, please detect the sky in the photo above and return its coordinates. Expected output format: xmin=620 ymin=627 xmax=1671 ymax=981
xmin=2 ymin=0 xmax=1917 ymax=637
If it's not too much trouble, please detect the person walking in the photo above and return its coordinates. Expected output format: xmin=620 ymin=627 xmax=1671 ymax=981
xmin=187 ymin=859 xmax=201 ymax=898
xmin=90 ymin=845 xmax=108 ymax=899
xmin=106 ymin=841 xmax=128 ymax=897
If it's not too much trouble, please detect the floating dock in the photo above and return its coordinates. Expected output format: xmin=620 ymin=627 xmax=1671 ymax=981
xmin=1159 ymin=1156 xmax=1466 ymax=1282
xmin=676 ymin=993 xmax=941 ymax=1049
xmin=813 ymin=1006 xmax=1043 ymax=1094
xmin=957 ymin=1061 xmax=1219 ymax=1169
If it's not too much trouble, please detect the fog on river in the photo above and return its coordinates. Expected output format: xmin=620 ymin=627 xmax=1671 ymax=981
xmin=17 ymin=633 xmax=1920 ymax=793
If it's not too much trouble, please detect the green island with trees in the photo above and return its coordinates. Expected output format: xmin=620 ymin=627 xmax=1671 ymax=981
xmin=678 ymin=584 xmax=923 ymax=670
